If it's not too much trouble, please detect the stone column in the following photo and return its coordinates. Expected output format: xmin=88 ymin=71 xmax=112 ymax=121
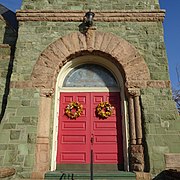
xmin=128 ymin=88 xmax=144 ymax=172
xmin=31 ymin=89 xmax=54 ymax=179
xmin=134 ymin=95 xmax=143 ymax=145
xmin=128 ymin=95 xmax=136 ymax=145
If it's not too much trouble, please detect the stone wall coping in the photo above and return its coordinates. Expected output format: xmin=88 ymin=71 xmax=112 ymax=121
xmin=16 ymin=9 xmax=165 ymax=22
xmin=17 ymin=9 xmax=165 ymax=13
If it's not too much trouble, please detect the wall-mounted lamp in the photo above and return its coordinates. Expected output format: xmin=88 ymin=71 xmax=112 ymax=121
xmin=84 ymin=9 xmax=95 ymax=27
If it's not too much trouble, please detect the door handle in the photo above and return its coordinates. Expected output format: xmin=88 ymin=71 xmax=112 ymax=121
xmin=91 ymin=134 xmax=94 ymax=144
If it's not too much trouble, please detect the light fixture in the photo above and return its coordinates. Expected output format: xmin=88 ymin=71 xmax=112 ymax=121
xmin=84 ymin=9 xmax=95 ymax=27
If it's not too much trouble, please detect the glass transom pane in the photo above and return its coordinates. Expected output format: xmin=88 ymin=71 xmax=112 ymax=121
xmin=63 ymin=64 xmax=118 ymax=87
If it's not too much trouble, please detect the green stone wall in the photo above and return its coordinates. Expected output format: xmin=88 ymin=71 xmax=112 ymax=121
xmin=141 ymin=88 xmax=179 ymax=173
xmin=0 ymin=45 xmax=10 ymax=113
xmin=0 ymin=18 xmax=17 ymax=46
xmin=0 ymin=19 xmax=17 ymax=120
xmin=11 ymin=20 xmax=178 ymax=176
xmin=0 ymin=16 xmax=39 ymax=179
xmin=22 ymin=0 xmax=160 ymax=10
xmin=12 ymin=21 xmax=169 ymax=82
xmin=0 ymin=19 xmax=7 ymax=118
xmin=0 ymin=0 xmax=179 ymax=179
xmin=0 ymin=88 xmax=40 ymax=179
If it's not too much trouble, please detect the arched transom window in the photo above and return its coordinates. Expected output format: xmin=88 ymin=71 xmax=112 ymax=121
xmin=63 ymin=64 xmax=118 ymax=87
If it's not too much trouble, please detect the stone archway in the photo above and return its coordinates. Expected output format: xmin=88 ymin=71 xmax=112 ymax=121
xmin=31 ymin=29 xmax=150 ymax=179
xmin=31 ymin=30 xmax=150 ymax=89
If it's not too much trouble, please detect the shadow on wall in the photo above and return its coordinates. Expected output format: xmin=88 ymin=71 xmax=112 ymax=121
xmin=140 ymin=98 xmax=150 ymax=172
xmin=0 ymin=4 xmax=18 ymax=32
xmin=0 ymin=4 xmax=18 ymax=123
xmin=0 ymin=4 xmax=18 ymax=45
xmin=153 ymin=169 xmax=180 ymax=180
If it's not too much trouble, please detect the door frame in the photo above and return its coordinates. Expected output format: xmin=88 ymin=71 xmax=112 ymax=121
xmin=57 ymin=92 xmax=123 ymax=166
xmin=51 ymin=55 xmax=129 ymax=171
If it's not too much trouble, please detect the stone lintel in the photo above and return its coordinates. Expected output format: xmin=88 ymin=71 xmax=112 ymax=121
xmin=16 ymin=10 xmax=165 ymax=22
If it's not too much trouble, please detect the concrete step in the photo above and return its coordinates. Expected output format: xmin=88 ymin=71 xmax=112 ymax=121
xmin=45 ymin=171 xmax=136 ymax=180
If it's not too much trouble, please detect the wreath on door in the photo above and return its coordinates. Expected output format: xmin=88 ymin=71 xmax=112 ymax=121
xmin=65 ymin=101 xmax=83 ymax=119
xmin=96 ymin=102 xmax=114 ymax=119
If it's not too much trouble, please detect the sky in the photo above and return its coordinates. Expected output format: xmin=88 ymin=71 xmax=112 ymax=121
xmin=159 ymin=0 xmax=180 ymax=88
xmin=0 ymin=0 xmax=179 ymax=88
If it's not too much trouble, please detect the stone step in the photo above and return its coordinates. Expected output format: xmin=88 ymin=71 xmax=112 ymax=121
xmin=45 ymin=171 xmax=136 ymax=180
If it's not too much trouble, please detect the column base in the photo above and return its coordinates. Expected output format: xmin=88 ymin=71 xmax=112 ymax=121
xmin=130 ymin=145 xmax=144 ymax=172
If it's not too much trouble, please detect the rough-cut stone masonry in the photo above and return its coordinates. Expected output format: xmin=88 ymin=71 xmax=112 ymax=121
xmin=21 ymin=0 xmax=160 ymax=11
xmin=11 ymin=21 xmax=170 ymax=84
xmin=0 ymin=0 xmax=179 ymax=179
xmin=0 ymin=44 xmax=11 ymax=115
xmin=0 ymin=15 xmax=40 ymax=180
xmin=0 ymin=17 xmax=6 ymax=42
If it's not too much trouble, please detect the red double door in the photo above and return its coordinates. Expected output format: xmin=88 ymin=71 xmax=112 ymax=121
xmin=57 ymin=92 xmax=123 ymax=165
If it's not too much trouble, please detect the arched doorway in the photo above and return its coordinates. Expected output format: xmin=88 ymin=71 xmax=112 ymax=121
xmin=31 ymin=30 xmax=150 ymax=177
xmin=51 ymin=55 xmax=128 ymax=171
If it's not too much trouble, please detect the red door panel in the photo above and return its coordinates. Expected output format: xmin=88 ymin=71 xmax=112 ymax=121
xmin=91 ymin=92 xmax=122 ymax=164
xmin=56 ymin=92 xmax=123 ymax=165
xmin=56 ymin=93 xmax=91 ymax=164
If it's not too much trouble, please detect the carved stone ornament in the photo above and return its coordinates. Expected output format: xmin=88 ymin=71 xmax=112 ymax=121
xmin=40 ymin=88 xmax=54 ymax=97
xmin=130 ymin=145 xmax=144 ymax=172
xmin=128 ymin=88 xmax=140 ymax=97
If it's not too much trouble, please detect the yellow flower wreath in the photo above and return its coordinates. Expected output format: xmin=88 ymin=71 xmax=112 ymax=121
xmin=65 ymin=101 xmax=83 ymax=119
xmin=96 ymin=102 xmax=114 ymax=119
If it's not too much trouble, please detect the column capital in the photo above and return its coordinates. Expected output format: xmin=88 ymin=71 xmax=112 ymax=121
xmin=128 ymin=88 xmax=140 ymax=97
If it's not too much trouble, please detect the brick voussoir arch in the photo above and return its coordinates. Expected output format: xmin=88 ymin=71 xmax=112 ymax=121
xmin=31 ymin=31 xmax=150 ymax=88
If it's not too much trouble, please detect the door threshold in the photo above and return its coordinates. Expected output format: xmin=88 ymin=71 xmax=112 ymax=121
xmin=45 ymin=170 xmax=136 ymax=180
